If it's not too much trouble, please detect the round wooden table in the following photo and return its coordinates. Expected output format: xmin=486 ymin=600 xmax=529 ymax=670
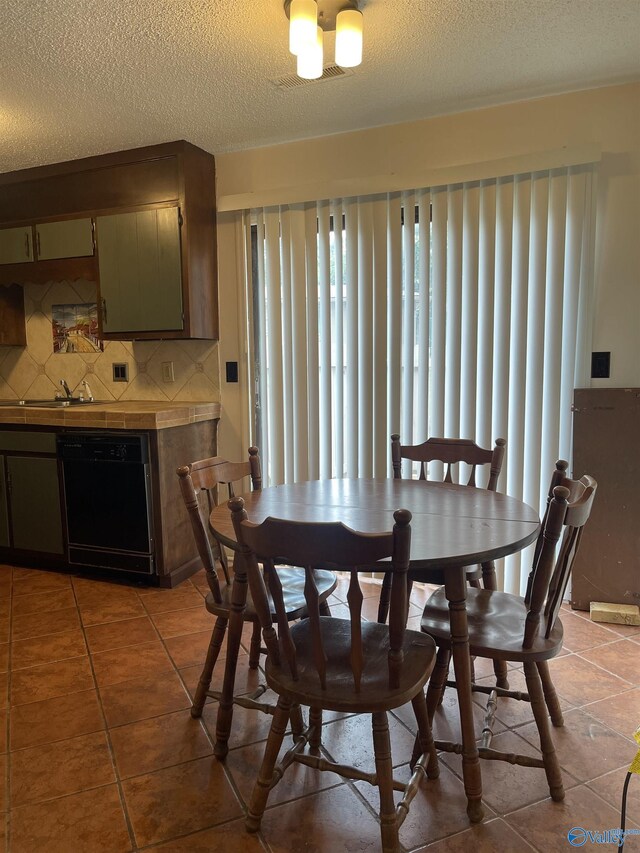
xmin=209 ymin=478 xmax=540 ymax=822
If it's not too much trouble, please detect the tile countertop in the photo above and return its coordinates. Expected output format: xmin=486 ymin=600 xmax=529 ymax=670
xmin=0 ymin=400 xmax=222 ymax=430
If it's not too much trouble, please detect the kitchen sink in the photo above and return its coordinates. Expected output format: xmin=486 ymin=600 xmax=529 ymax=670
xmin=0 ymin=399 xmax=102 ymax=408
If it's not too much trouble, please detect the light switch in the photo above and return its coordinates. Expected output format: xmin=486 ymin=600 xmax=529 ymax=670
xmin=161 ymin=361 xmax=175 ymax=382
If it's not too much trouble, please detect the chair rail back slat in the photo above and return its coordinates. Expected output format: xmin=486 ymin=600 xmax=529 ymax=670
xmin=523 ymin=473 xmax=597 ymax=648
xmin=176 ymin=448 xmax=262 ymax=594
xmin=230 ymin=500 xmax=413 ymax=694
xmin=391 ymin=434 xmax=505 ymax=489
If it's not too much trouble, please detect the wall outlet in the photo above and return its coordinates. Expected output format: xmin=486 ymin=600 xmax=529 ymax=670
xmin=113 ymin=363 xmax=129 ymax=382
xmin=161 ymin=361 xmax=175 ymax=382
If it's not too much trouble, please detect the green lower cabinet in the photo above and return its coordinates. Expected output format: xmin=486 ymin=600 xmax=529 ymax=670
xmin=0 ymin=456 xmax=9 ymax=547
xmin=8 ymin=455 xmax=64 ymax=554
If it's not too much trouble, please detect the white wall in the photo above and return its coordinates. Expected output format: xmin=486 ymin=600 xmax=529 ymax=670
xmin=215 ymin=83 xmax=640 ymax=460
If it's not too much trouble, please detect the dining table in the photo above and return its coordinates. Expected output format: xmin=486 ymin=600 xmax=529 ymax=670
xmin=208 ymin=476 xmax=540 ymax=823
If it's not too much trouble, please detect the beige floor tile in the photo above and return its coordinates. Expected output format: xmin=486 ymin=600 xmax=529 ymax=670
xmin=12 ymin=606 xmax=81 ymax=641
xmin=10 ymin=784 xmax=131 ymax=853
xmin=10 ymin=655 xmax=94 ymax=706
xmin=584 ymin=687 xmax=640 ymax=738
xmin=587 ymin=765 xmax=640 ymax=813
xmin=12 ymin=570 xmax=72 ymax=596
xmin=85 ymin=615 xmax=159 ymax=653
xmin=99 ymin=670 xmax=192 ymax=728
xmin=145 ymin=819 xmax=266 ymax=851
xmin=110 ymin=709 xmax=212 ymax=779
xmin=259 ymin=783 xmax=386 ymax=852
xmin=179 ymin=652 xmax=260 ymax=704
xmin=11 ymin=628 xmax=87 ymax=670
xmin=516 ymin=707 xmax=636 ymax=783
xmin=442 ymin=729 xmax=577 ymax=815
xmin=506 ymin=785 xmax=639 ymax=853
xmin=164 ymin=628 xmax=219 ymax=669
xmin=91 ymin=639 xmax=173 ymax=687
xmin=415 ymin=817 xmax=536 ymax=851
xmin=226 ymin=738 xmax=343 ymax=808
xmin=579 ymin=639 xmax=640 ymax=684
xmin=558 ymin=612 xmax=620 ymax=652
xmin=356 ymin=761 xmax=499 ymax=849
xmin=10 ymin=730 xmax=115 ymax=806
xmin=548 ymin=654 xmax=633 ymax=706
xmin=10 ymin=689 xmax=104 ymax=750
xmin=79 ymin=597 xmax=146 ymax=626
xmin=11 ymin=588 xmax=76 ymax=616
xmin=122 ymin=757 xmax=243 ymax=847
xmin=141 ymin=586 xmax=204 ymax=613
xmin=151 ymin=606 xmax=214 ymax=639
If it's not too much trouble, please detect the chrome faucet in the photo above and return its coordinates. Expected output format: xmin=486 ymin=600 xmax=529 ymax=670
xmin=82 ymin=379 xmax=94 ymax=402
xmin=59 ymin=379 xmax=73 ymax=399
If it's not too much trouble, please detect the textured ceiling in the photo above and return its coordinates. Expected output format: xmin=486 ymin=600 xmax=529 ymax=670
xmin=1 ymin=0 xmax=639 ymax=172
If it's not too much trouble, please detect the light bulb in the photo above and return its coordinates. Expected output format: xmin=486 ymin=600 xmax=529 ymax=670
xmin=297 ymin=26 xmax=323 ymax=79
xmin=289 ymin=0 xmax=318 ymax=56
xmin=335 ymin=8 xmax=363 ymax=68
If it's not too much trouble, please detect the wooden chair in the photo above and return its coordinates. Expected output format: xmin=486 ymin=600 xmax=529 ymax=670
xmin=177 ymin=448 xmax=337 ymax=757
xmin=229 ymin=498 xmax=440 ymax=853
xmin=417 ymin=465 xmax=596 ymax=803
xmin=380 ymin=434 xmax=507 ymax=687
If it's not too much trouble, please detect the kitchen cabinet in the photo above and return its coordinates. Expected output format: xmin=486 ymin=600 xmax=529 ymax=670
xmin=0 ymin=140 xmax=218 ymax=339
xmin=8 ymin=456 xmax=64 ymax=554
xmin=35 ymin=218 xmax=94 ymax=260
xmin=96 ymin=207 xmax=184 ymax=334
xmin=0 ymin=226 xmax=33 ymax=265
xmin=0 ymin=284 xmax=27 ymax=346
xmin=0 ymin=431 xmax=63 ymax=556
xmin=0 ymin=455 xmax=9 ymax=548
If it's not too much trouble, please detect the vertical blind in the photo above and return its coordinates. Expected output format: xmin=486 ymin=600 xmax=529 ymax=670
xmin=248 ymin=164 xmax=596 ymax=594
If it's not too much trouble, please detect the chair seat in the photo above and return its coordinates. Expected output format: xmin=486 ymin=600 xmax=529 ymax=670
xmin=205 ymin=568 xmax=337 ymax=621
xmin=421 ymin=587 xmax=564 ymax=662
xmin=266 ymin=617 xmax=437 ymax=714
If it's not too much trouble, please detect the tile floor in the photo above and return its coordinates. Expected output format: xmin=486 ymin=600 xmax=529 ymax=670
xmin=1 ymin=564 xmax=639 ymax=852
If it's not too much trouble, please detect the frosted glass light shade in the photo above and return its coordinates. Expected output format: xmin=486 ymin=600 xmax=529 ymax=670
xmin=289 ymin=0 xmax=318 ymax=56
xmin=297 ymin=26 xmax=323 ymax=79
xmin=335 ymin=8 xmax=363 ymax=67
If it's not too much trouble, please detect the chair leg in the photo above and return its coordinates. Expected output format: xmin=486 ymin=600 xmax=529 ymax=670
xmin=290 ymin=703 xmax=305 ymax=739
xmin=537 ymin=660 xmax=564 ymax=727
xmin=372 ymin=711 xmax=400 ymax=853
xmin=426 ymin=647 xmax=451 ymax=722
xmin=309 ymin=707 xmax=323 ymax=750
xmin=248 ymin=620 xmax=262 ymax=670
xmin=492 ymin=659 xmax=510 ymax=690
xmin=377 ymin=572 xmax=392 ymax=623
xmin=480 ymin=560 xmax=497 ymax=590
xmin=191 ymin=616 xmax=227 ymax=718
xmin=319 ymin=599 xmax=332 ymax=616
xmin=246 ymin=696 xmax=292 ymax=832
xmin=410 ymin=689 xmax=439 ymax=778
xmin=523 ymin=661 xmax=564 ymax=801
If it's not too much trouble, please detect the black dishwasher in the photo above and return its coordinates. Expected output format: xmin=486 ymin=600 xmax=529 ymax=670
xmin=58 ymin=433 xmax=155 ymax=575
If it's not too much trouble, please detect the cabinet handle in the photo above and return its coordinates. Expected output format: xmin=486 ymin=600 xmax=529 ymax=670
xmin=101 ymin=297 xmax=108 ymax=325
xmin=24 ymin=233 xmax=30 ymax=259
xmin=35 ymin=230 xmax=41 ymax=259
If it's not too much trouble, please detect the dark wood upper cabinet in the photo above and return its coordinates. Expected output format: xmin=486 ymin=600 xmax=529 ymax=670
xmin=0 ymin=140 xmax=218 ymax=341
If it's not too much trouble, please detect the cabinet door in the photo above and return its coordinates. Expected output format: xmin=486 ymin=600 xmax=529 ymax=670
xmin=0 ymin=226 xmax=33 ymax=265
xmin=0 ymin=456 xmax=9 ymax=548
xmin=8 ymin=456 xmax=64 ymax=554
xmin=96 ymin=208 xmax=184 ymax=334
xmin=35 ymin=218 xmax=94 ymax=260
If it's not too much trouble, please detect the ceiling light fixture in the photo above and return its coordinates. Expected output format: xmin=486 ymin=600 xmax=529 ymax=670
xmin=284 ymin=0 xmax=364 ymax=80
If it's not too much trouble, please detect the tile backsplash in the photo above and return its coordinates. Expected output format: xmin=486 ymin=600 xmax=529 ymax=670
xmin=0 ymin=281 xmax=220 ymax=402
